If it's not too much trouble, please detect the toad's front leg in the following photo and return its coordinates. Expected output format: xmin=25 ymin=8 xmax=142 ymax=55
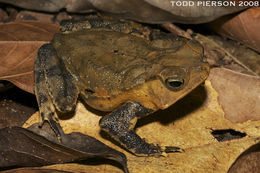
xmin=99 ymin=101 xmax=180 ymax=156
xmin=34 ymin=43 xmax=78 ymax=138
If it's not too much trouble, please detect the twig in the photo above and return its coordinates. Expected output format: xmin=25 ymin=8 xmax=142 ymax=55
xmin=161 ymin=23 xmax=192 ymax=39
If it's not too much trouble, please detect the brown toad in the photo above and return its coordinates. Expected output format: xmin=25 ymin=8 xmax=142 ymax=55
xmin=34 ymin=19 xmax=209 ymax=156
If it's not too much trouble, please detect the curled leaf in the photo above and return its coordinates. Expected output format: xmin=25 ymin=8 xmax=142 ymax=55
xmin=0 ymin=126 xmax=128 ymax=173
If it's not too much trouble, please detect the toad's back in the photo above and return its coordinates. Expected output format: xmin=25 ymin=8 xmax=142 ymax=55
xmin=52 ymin=29 xmax=180 ymax=93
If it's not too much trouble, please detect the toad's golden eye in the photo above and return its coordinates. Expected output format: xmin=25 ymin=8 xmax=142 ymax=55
xmin=165 ymin=78 xmax=184 ymax=90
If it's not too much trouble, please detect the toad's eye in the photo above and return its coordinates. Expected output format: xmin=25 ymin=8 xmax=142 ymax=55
xmin=165 ymin=78 xmax=184 ymax=90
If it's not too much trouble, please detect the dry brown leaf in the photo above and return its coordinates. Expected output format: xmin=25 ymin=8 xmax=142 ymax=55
xmin=2 ymin=168 xmax=72 ymax=173
xmin=210 ymin=7 xmax=260 ymax=52
xmin=0 ymin=126 xmax=128 ymax=172
xmin=228 ymin=142 xmax=260 ymax=173
xmin=23 ymin=76 xmax=260 ymax=172
xmin=0 ymin=21 xmax=59 ymax=93
xmin=0 ymin=21 xmax=59 ymax=41
xmin=0 ymin=0 xmax=247 ymax=24
xmin=0 ymin=89 xmax=36 ymax=128
xmin=208 ymin=68 xmax=260 ymax=123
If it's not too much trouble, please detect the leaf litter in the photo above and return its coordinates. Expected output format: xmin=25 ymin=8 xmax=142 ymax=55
xmin=0 ymin=6 xmax=259 ymax=173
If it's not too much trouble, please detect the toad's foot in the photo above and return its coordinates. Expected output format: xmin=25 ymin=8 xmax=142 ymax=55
xmin=99 ymin=101 xmax=181 ymax=156
xmin=39 ymin=110 xmax=61 ymax=139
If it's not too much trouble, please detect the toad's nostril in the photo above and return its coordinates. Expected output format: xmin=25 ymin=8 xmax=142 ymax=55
xmin=191 ymin=63 xmax=210 ymax=74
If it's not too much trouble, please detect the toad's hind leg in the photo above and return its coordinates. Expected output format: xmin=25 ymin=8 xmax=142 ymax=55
xmin=34 ymin=43 xmax=78 ymax=136
xmin=99 ymin=102 xmax=181 ymax=156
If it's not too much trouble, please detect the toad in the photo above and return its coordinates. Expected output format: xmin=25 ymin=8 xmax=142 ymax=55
xmin=34 ymin=19 xmax=209 ymax=156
